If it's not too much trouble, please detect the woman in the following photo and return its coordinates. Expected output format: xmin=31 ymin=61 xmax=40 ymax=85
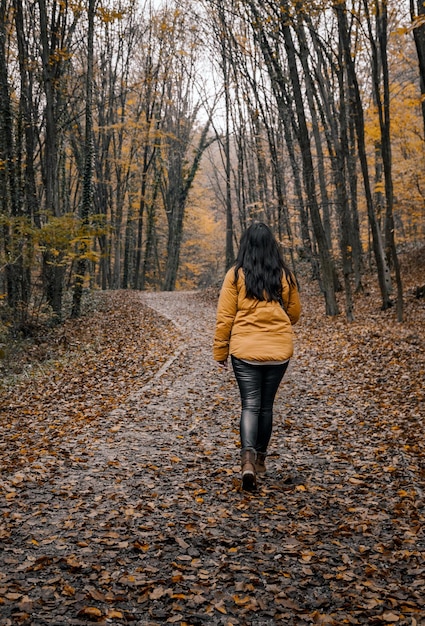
xmin=213 ymin=222 xmax=301 ymax=491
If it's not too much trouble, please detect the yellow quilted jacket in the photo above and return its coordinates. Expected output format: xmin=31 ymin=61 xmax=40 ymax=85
xmin=213 ymin=267 xmax=301 ymax=362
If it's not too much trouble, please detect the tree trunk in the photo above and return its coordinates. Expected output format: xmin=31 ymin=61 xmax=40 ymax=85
xmin=38 ymin=0 xmax=65 ymax=317
xmin=122 ymin=192 xmax=136 ymax=290
xmin=293 ymin=9 xmax=342 ymax=294
xmin=277 ymin=0 xmax=338 ymax=314
xmin=71 ymin=0 xmax=95 ymax=318
xmin=141 ymin=171 xmax=161 ymax=289
xmin=375 ymin=0 xmax=403 ymax=320
xmin=0 ymin=0 xmax=30 ymax=322
xmin=410 ymin=0 xmax=425 ymax=136
xmin=294 ymin=15 xmax=332 ymax=250
xmin=335 ymin=0 xmax=392 ymax=310
xmin=347 ymin=104 xmax=363 ymax=291
xmin=134 ymin=144 xmax=156 ymax=289
xmin=163 ymin=121 xmax=215 ymax=291
xmin=307 ymin=12 xmax=364 ymax=294
xmin=217 ymin=3 xmax=235 ymax=270
xmin=247 ymin=1 xmax=320 ymax=281
xmin=14 ymin=0 xmax=40 ymax=228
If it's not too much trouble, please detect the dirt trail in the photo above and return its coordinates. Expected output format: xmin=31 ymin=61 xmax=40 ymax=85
xmin=0 ymin=290 xmax=424 ymax=625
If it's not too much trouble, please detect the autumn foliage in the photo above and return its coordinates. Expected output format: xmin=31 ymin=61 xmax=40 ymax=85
xmin=1 ymin=0 xmax=425 ymax=329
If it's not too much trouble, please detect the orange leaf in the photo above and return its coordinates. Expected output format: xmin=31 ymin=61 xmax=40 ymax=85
xmin=214 ymin=600 xmax=227 ymax=614
xmin=62 ymin=584 xmax=75 ymax=597
xmin=78 ymin=607 xmax=103 ymax=618
xmin=133 ymin=540 xmax=149 ymax=552
xmin=233 ymin=595 xmax=251 ymax=605
xmin=106 ymin=610 xmax=124 ymax=619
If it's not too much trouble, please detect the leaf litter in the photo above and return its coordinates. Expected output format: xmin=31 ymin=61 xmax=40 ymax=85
xmin=0 ymin=256 xmax=424 ymax=625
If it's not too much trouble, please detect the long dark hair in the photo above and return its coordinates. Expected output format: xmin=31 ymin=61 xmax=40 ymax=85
xmin=234 ymin=222 xmax=295 ymax=301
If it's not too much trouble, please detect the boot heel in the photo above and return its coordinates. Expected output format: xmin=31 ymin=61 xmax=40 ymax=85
xmin=241 ymin=450 xmax=257 ymax=491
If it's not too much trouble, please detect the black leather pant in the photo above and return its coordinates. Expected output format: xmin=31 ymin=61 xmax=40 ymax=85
xmin=231 ymin=356 xmax=289 ymax=454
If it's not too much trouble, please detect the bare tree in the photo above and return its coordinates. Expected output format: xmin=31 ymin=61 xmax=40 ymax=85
xmin=245 ymin=0 xmax=339 ymax=314
xmin=38 ymin=0 xmax=81 ymax=318
xmin=363 ymin=0 xmax=403 ymax=319
xmin=0 ymin=0 xmax=28 ymax=321
xmin=410 ymin=0 xmax=425 ymax=135
xmin=335 ymin=0 xmax=393 ymax=311
xmin=71 ymin=0 xmax=95 ymax=318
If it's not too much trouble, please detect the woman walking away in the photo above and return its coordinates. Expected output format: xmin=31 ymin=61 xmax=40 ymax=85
xmin=213 ymin=222 xmax=301 ymax=491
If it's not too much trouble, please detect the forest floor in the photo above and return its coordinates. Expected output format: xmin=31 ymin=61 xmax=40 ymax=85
xmin=0 ymin=250 xmax=425 ymax=626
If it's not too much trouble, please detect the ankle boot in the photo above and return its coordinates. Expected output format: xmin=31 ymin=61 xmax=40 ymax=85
xmin=241 ymin=450 xmax=257 ymax=491
xmin=255 ymin=452 xmax=267 ymax=476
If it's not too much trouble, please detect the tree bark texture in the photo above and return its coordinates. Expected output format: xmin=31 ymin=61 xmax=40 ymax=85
xmin=335 ymin=0 xmax=393 ymax=311
xmin=410 ymin=0 xmax=425 ymax=136
xmin=71 ymin=0 xmax=95 ymax=318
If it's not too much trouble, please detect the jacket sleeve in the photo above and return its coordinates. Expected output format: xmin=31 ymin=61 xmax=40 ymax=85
xmin=283 ymin=277 xmax=301 ymax=325
xmin=213 ymin=269 xmax=238 ymax=361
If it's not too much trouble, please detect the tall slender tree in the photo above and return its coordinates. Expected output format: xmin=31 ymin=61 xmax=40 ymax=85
xmin=216 ymin=1 xmax=235 ymax=270
xmin=0 ymin=0 xmax=27 ymax=320
xmin=247 ymin=0 xmax=338 ymax=314
xmin=335 ymin=0 xmax=393 ymax=310
xmin=71 ymin=0 xmax=95 ymax=317
xmin=410 ymin=0 xmax=425 ymax=135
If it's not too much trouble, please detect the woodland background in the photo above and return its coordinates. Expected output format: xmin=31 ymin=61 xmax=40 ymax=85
xmin=0 ymin=0 xmax=425 ymax=343
xmin=1 ymin=2 xmax=425 ymax=621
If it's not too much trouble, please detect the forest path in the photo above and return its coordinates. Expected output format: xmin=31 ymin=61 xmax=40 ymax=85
xmin=134 ymin=290 xmax=314 ymax=476
xmin=0 ymin=289 xmax=424 ymax=625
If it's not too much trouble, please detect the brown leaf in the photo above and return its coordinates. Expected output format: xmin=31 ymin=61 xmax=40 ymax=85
xmin=381 ymin=613 xmax=401 ymax=623
xmin=214 ymin=599 xmax=227 ymax=614
xmin=106 ymin=610 xmax=124 ymax=619
xmin=175 ymin=537 xmax=190 ymax=550
xmin=61 ymin=584 xmax=75 ymax=597
xmin=78 ymin=606 xmax=103 ymax=618
xmin=149 ymin=586 xmax=167 ymax=600
xmin=88 ymin=588 xmax=105 ymax=601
